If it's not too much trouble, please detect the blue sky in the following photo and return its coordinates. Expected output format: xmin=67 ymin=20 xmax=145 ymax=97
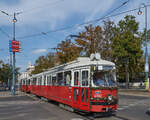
xmin=0 ymin=0 xmax=150 ymax=71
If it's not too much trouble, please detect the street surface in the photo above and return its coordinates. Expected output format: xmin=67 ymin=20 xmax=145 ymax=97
xmin=0 ymin=90 xmax=150 ymax=120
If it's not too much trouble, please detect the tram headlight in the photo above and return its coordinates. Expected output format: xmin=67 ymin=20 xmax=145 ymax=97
xmin=108 ymin=95 xmax=113 ymax=101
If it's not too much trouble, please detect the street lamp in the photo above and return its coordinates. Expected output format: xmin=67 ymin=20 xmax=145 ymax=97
xmin=0 ymin=11 xmax=21 ymax=95
xmin=12 ymin=13 xmax=17 ymax=96
xmin=138 ymin=3 xmax=149 ymax=90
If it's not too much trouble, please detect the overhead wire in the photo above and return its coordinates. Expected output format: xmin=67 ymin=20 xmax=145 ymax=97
xmin=16 ymin=0 xmax=65 ymax=15
xmin=0 ymin=27 xmax=11 ymax=38
xmin=78 ymin=0 xmax=130 ymax=26
xmin=17 ymin=0 xmax=131 ymax=40
xmin=0 ymin=0 xmax=66 ymax=39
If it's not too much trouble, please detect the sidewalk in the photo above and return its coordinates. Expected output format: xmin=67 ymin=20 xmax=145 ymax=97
xmin=119 ymin=89 xmax=150 ymax=97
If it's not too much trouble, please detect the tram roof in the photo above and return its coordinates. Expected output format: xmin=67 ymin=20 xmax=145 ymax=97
xmin=32 ymin=57 xmax=115 ymax=77
xmin=65 ymin=57 xmax=115 ymax=69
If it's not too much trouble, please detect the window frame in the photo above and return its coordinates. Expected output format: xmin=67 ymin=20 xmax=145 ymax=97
xmin=73 ymin=70 xmax=80 ymax=87
xmin=57 ymin=72 xmax=64 ymax=86
xmin=81 ymin=69 xmax=90 ymax=87
xmin=64 ymin=71 xmax=72 ymax=86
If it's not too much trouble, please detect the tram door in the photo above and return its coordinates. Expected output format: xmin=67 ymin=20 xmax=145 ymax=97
xmin=79 ymin=69 xmax=89 ymax=111
xmin=73 ymin=69 xmax=90 ymax=111
xmin=73 ymin=70 xmax=80 ymax=109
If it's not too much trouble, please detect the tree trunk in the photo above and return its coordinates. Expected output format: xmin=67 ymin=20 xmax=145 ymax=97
xmin=125 ymin=60 xmax=129 ymax=89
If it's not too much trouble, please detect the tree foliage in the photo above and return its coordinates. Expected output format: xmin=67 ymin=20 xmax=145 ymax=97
xmin=0 ymin=60 xmax=19 ymax=84
xmin=102 ymin=20 xmax=115 ymax=61
xmin=75 ymin=25 xmax=103 ymax=57
xmin=112 ymin=15 xmax=143 ymax=82
xmin=31 ymin=52 xmax=56 ymax=74
xmin=56 ymin=39 xmax=80 ymax=64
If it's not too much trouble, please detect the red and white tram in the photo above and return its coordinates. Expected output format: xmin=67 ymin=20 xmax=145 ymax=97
xmin=20 ymin=57 xmax=118 ymax=114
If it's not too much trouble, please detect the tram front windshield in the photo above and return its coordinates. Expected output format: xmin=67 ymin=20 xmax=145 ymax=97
xmin=93 ymin=71 xmax=116 ymax=87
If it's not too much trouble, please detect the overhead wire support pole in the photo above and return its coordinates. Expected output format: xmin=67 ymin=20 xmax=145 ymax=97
xmin=12 ymin=12 xmax=17 ymax=96
xmin=138 ymin=3 xmax=149 ymax=90
xmin=144 ymin=4 xmax=149 ymax=90
xmin=0 ymin=10 xmax=20 ymax=95
xmin=9 ymin=52 xmax=12 ymax=90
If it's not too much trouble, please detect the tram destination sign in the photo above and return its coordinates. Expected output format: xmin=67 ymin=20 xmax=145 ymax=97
xmin=102 ymin=66 xmax=114 ymax=70
xmin=93 ymin=65 xmax=114 ymax=71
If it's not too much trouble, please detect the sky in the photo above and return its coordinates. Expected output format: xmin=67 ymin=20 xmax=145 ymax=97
xmin=0 ymin=0 xmax=150 ymax=72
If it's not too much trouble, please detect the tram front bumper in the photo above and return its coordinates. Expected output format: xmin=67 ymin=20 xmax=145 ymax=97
xmin=91 ymin=104 xmax=117 ymax=113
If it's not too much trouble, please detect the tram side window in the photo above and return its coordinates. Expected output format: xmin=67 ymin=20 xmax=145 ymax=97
xmin=57 ymin=72 xmax=63 ymax=86
xmin=52 ymin=76 xmax=57 ymax=86
xmin=26 ymin=79 xmax=28 ymax=85
xmin=24 ymin=79 xmax=26 ymax=85
xmin=33 ymin=78 xmax=37 ymax=85
xmin=24 ymin=80 xmax=26 ymax=85
xmin=28 ymin=79 xmax=30 ymax=85
xmin=23 ymin=80 xmax=25 ymax=85
xmin=64 ymin=71 xmax=71 ymax=86
xmin=74 ymin=72 xmax=79 ymax=86
xmin=43 ymin=75 xmax=46 ymax=85
xmin=38 ymin=77 xmax=41 ymax=85
xmin=22 ymin=80 xmax=24 ymax=85
xmin=82 ymin=71 xmax=89 ymax=86
xmin=47 ymin=75 xmax=51 ymax=85
xmin=23 ymin=80 xmax=24 ymax=85
xmin=24 ymin=79 xmax=27 ymax=85
xmin=40 ymin=77 xmax=42 ymax=85
xmin=26 ymin=79 xmax=29 ymax=85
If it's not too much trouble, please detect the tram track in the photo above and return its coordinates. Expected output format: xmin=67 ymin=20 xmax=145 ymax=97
xmin=24 ymin=92 xmax=119 ymax=120
xmin=24 ymin=92 xmax=97 ymax=120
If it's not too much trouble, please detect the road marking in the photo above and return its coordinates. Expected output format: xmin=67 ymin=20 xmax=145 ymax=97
xmin=118 ymin=107 xmax=125 ymax=110
xmin=118 ymin=99 xmax=150 ymax=111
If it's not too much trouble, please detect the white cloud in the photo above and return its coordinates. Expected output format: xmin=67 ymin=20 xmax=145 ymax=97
xmin=84 ymin=0 xmax=115 ymax=22
xmin=0 ymin=0 xmax=115 ymax=29
xmin=32 ymin=49 xmax=47 ymax=54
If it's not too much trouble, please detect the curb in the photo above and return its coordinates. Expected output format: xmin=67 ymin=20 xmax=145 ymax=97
xmin=119 ymin=92 xmax=150 ymax=97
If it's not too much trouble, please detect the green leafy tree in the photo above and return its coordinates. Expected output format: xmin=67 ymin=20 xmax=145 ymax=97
xmin=102 ymin=20 xmax=115 ymax=61
xmin=32 ymin=52 xmax=56 ymax=74
xmin=112 ymin=15 xmax=143 ymax=87
xmin=0 ymin=60 xmax=19 ymax=87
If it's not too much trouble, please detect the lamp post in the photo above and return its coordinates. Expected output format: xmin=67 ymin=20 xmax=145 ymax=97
xmin=138 ymin=3 xmax=149 ymax=90
xmin=11 ymin=13 xmax=17 ymax=96
xmin=0 ymin=11 xmax=21 ymax=95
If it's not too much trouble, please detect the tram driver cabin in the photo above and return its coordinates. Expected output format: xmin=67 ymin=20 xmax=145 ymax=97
xmin=20 ymin=57 xmax=118 ymax=114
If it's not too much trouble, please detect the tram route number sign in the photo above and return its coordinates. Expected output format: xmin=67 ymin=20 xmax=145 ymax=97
xmin=97 ymin=66 xmax=114 ymax=71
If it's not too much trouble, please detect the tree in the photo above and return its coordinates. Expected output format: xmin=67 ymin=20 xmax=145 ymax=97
xmin=56 ymin=39 xmax=80 ymax=64
xmin=102 ymin=20 xmax=115 ymax=61
xmin=31 ymin=52 xmax=56 ymax=74
xmin=0 ymin=60 xmax=19 ymax=89
xmin=112 ymin=15 xmax=143 ymax=87
xmin=0 ymin=61 xmax=11 ymax=84
xmin=75 ymin=24 xmax=103 ymax=57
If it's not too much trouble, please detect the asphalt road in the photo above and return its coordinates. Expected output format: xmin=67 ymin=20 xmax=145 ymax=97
xmin=0 ymin=92 xmax=150 ymax=120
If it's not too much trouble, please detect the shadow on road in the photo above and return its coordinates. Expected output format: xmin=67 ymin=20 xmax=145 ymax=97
xmin=146 ymin=108 xmax=150 ymax=116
